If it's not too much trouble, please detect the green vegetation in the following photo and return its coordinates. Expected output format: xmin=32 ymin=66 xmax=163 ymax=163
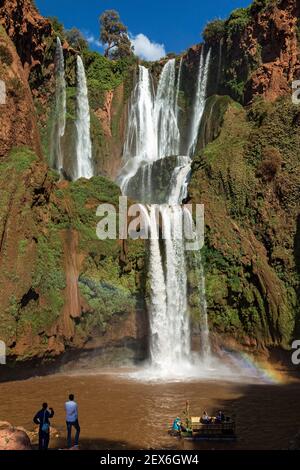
xmin=64 ymin=28 xmax=88 ymax=52
xmin=18 ymin=239 xmax=28 ymax=256
xmin=189 ymin=95 xmax=300 ymax=346
xmin=0 ymin=147 xmax=37 ymax=173
xmin=226 ymin=8 xmax=251 ymax=35
xmin=83 ymin=50 xmax=136 ymax=109
xmin=78 ymin=280 xmax=135 ymax=334
xmin=0 ymin=145 xmax=146 ymax=359
xmin=203 ymin=19 xmax=226 ymax=43
xmin=202 ymin=0 xmax=279 ymax=103
xmin=48 ymin=16 xmax=64 ymax=36
xmin=204 ymin=0 xmax=279 ymax=43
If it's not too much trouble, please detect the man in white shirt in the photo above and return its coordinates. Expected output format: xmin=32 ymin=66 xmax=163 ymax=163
xmin=65 ymin=394 xmax=80 ymax=448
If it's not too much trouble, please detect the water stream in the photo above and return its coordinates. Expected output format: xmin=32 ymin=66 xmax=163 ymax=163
xmin=74 ymin=56 xmax=94 ymax=179
xmin=50 ymin=37 xmax=66 ymax=174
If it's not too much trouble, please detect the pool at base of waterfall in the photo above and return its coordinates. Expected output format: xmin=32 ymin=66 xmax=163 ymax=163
xmin=0 ymin=364 xmax=299 ymax=450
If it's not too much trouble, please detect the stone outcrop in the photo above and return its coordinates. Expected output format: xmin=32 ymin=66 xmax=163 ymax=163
xmin=204 ymin=0 xmax=300 ymax=104
xmin=0 ymin=0 xmax=52 ymax=79
xmin=0 ymin=28 xmax=41 ymax=157
xmin=0 ymin=421 xmax=31 ymax=450
xmin=92 ymin=83 xmax=128 ymax=180
xmin=244 ymin=0 xmax=300 ymax=102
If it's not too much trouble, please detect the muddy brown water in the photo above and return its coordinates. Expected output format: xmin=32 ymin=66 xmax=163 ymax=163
xmin=0 ymin=367 xmax=299 ymax=450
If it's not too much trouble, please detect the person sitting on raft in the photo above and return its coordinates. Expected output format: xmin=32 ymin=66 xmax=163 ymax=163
xmin=172 ymin=417 xmax=187 ymax=433
xmin=200 ymin=411 xmax=212 ymax=424
xmin=172 ymin=417 xmax=182 ymax=433
xmin=216 ymin=410 xmax=225 ymax=423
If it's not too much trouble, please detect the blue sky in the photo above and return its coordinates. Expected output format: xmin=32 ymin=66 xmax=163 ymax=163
xmin=36 ymin=0 xmax=251 ymax=59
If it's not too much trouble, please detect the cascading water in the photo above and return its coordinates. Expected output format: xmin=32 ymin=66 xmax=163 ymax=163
xmin=50 ymin=37 xmax=66 ymax=173
xmin=217 ymin=40 xmax=223 ymax=85
xmin=119 ymin=59 xmax=180 ymax=194
xmin=168 ymin=156 xmax=191 ymax=204
xmin=119 ymin=54 xmax=212 ymax=377
xmin=74 ymin=56 xmax=93 ymax=180
xmin=148 ymin=160 xmax=191 ymax=369
xmin=187 ymin=47 xmax=211 ymax=157
xmin=154 ymin=58 xmax=180 ymax=159
xmin=175 ymin=57 xmax=183 ymax=123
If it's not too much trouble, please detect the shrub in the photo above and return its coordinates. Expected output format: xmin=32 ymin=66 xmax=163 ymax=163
xmin=0 ymin=44 xmax=13 ymax=66
xmin=203 ymin=19 xmax=226 ymax=44
xmin=249 ymin=0 xmax=279 ymax=13
xmin=226 ymin=8 xmax=251 ymax=35
xmin=256 ymin=146 xmax=282 ymax=181
xmin=7 ymin=77 xmax=24 ymax=100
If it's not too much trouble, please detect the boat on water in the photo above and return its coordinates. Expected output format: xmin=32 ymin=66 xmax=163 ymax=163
xmin=170 ymin=402 xmax=237 ymax=441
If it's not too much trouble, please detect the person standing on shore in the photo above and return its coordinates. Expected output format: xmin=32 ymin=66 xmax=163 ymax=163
xmin=65 ymin=394 xmax=80 ymax=449
xmin=33 ymin=402 xmax=54 ymax=450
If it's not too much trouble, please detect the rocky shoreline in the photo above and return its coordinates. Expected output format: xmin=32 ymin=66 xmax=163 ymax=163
xmin=0 ymin=420 xmax=60 ymax=450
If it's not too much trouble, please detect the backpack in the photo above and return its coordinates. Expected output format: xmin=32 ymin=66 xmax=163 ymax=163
xmin=41 ymin=410 xmax=50 ymax=434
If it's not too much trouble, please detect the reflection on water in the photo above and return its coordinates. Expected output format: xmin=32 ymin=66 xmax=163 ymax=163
xmin=0 ymin=363 xmax=299 ymax=450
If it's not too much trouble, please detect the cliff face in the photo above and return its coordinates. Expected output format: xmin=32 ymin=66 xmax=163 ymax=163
xmin=206 ymin=0 xmax=300 ymax=104
xmin=186 ymin=0 xmax=300 ymax=350
xmin=0 ymin=0 xmax=146 ymax=363
xmin=0 ymin=27 xmax=41 ymax=157
xmin=189 ymin=96 xmax=299 ymax=350
xmin=0 ymin=149 xmax=147 ymax=361
xmin=244 ymin=0 xmax=300 ymax=102
xmin=0 ymin=0 xmax=52 ymax=80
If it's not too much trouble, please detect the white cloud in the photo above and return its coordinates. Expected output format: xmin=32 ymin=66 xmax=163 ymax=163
xmin=84 ymin=32 xmax=102 ymax=48
xmin=130 ymin=33 xmax=166 ymax=61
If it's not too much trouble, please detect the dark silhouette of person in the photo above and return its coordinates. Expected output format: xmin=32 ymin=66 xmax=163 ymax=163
xmin=33 ymin=402 xmax=54 ymax=450
xmin=65 ymin=394 xmax=80 ymax=448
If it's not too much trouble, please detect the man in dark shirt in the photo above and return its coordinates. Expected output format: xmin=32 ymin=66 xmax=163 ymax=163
xmin=33 ymin=402 xmax=55 ymax=450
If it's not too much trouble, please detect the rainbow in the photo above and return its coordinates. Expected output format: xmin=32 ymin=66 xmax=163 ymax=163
xmin=235 ymin=352 xmax=286 ymax=384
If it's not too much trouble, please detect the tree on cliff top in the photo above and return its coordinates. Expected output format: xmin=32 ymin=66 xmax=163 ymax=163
xmin=100 ymin=10 xmax=133 ymax=59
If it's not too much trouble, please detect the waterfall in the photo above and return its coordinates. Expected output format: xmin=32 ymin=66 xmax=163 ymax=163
xmin=168 ymin=156 xmax=191 ymax=204
xmin=217 ymin=40 xmax=223 ymax=85
xmin=119 ymin=56 xmax=211 ymax=375
xmin=74 ymin=56 xmax=93 ymax=180
xmin=50 ymin=37 xmax=66 ymax=173
xmin=119 ymin=60 xmax=181 ymax=192
xmin=148 ymin=205 xmax=168 ymax=366
xmin=154 ymin=58 xmax=180 ymax=159
xmin=187 ymin=47 xmax=211 ymax=157
xmin=175 ymin=57 xmax=183 ymax=123
xmin=120 ymin=65 xmax=156 ymax=194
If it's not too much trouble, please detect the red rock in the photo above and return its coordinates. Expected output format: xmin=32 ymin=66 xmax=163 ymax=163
xmin=0 ymin=427 xmax=32 ymax=450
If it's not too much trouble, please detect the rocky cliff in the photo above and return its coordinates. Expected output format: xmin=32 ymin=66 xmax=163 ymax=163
xmin=186 ymin=0 xmax=300 ymax=351
xmin=0 ymin=0 xmax=146 ymax=364
xmin=0 ymin=26 xmax=41 ymax=157
xmin=205 ymin=0 xmax=300 ymax=104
